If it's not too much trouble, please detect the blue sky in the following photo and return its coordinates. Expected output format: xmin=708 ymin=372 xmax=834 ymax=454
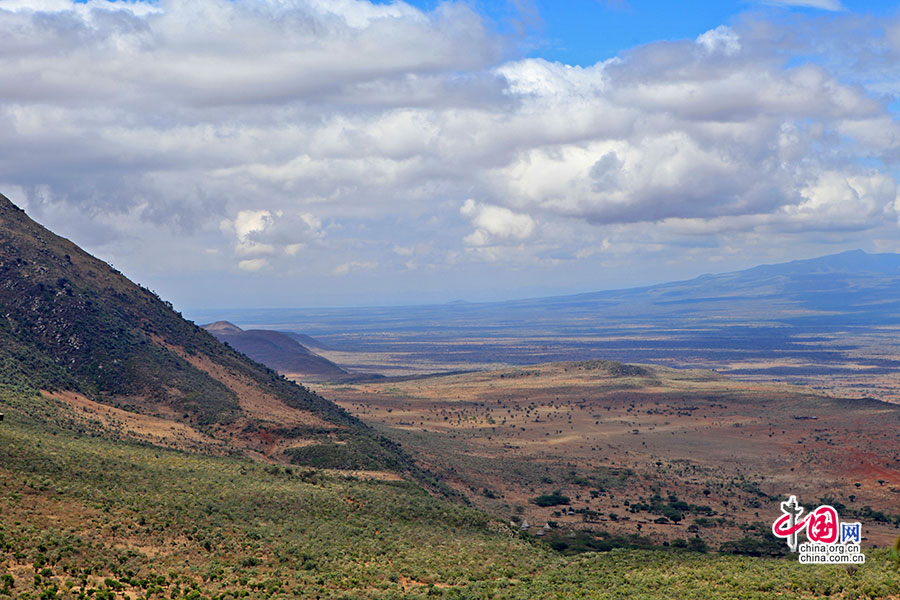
xmin=3 ymin=0 xmax=900 ymax=308
xmin=397 ymin=0 xmax=900 ymax=65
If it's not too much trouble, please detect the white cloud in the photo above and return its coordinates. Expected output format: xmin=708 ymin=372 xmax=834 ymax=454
xmin=238 ymin=258 xmax=268 ymax=272
xmin=460 ymin=199 xmax=536 ymax=246
xmin=789 ymin=170 xmax=899 ymax=229
xmin=496 ymin=58 xmax=608 ymax=98
xmin=484 ymin=35 xmax=897 ymax=235
xmin=333 ymin=261 xmax=377 ymax=276
xmin=231 ymin=210 xmax=277 ymax=241
xmin=0 ymin=0 xmax=159 ymax=15
xmin=220 ymin=208 xmax=323 ymax=264
xmin=696 ymin=26 xmax=741 ymax=55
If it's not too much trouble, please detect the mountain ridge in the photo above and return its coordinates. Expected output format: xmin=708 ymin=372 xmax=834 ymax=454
xmin=510 ymin=249 xmax=900 ymax=306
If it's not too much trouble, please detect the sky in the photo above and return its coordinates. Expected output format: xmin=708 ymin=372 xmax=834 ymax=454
xmin=2 ymin=0 xmax=900 ymax=309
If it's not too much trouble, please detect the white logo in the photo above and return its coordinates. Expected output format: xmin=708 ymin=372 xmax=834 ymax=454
xmin=772 ymin=495 xmax=865 ymax=564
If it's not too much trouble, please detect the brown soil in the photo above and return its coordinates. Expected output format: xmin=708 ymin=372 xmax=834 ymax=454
xmin=313 ymin=361 xmax=900 ymax=548
xmin=42 ymin=390 xmax=224 ymax=450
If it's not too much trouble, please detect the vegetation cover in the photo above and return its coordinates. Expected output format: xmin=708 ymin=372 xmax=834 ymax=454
xmin=529 ymin=493 xmax=570 ymax=507
xmin=2 ymin=388 xmax=900 ymax=599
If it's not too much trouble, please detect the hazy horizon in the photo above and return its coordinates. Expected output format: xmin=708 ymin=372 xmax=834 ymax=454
xmin=176 ymin=247 xmax=900 ymax=317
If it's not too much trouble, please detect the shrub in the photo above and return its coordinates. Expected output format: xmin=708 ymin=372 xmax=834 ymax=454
xmin=530 ymin=493 xmax=570 ymax=507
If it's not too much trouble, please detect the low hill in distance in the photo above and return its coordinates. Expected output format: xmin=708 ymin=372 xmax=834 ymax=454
xmin=202 ymin=321 xmax=356 ymax=383
xmin=0 ymin=193 xmax=406 ymax=471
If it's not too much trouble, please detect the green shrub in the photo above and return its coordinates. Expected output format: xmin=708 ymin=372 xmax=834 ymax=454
xmin=530 ymin=493 xmax=570 ymax=507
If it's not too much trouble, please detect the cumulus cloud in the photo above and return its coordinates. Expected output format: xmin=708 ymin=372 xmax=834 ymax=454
xmin=1 ymin=0 xmax=899 ymax=304
xmin=220 ymin=208 xmax=323 ymax=264
xmin=460 ymin=199 xmax=536 ymax=246
xmin=789 ymin=170 xmax=899 ymax=230
xmin=0 ymin=0 xmax=499 ymax=108
xmin=485 ymin=33 xmax=897 ymax=234
xmin=696 ymin=25 xmax=741 ymax=55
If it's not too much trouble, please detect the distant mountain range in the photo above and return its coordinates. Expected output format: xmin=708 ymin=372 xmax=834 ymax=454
xmin=519 ymin=249 xmax=900 ymax=324
xmin=193 ymin=249 xmax=900 ymax=334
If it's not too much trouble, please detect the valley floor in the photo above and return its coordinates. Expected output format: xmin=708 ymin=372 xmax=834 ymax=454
xmin=312 ymin=361 xmax=900 ymax=549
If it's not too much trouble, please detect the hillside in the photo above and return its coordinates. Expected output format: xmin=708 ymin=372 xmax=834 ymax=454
xmin=284 ymin=331 xmax=332 ymax=350
xmin=0 ymin=193 xmax=407 ymax=471
xmin=202 ymin=321 xmax=352 ymax=382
